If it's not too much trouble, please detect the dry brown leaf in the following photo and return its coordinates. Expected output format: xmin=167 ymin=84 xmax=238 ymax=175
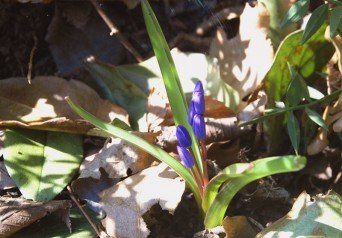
xmin=100 ymin=163 xmax=185 ymax=238
xmin=209 ymin=2 xmax=274 ymax=99
xmin=0 ymin=161 xmax=16 ymax=190
xmin=79 ymin=133 xmax=156 ymax=179
xmin=222 ymin=216 xmax=257 ymax=238
xmin=0 ymin=76 xmax=129 ymax=134
xmin=0 ymin=197 xmax=71 ymax=237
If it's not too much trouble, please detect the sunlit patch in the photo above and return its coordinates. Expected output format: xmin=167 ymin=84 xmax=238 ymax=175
xmin=21 ymin=98 xmax=57 ymax=122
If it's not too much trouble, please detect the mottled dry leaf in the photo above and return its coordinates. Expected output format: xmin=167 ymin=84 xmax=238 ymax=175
xmin=257 ymin=191 xmax=342 ymax=237
xmin=0 ymin=197 xmax=71 ymax=237
xmin=0 ymin=161 xmax=16 ymax=190
xmin=100 ymin=163 xmax=185 ymax=238
xmin=222 ymin=216 xmax=257 ymax=238
xmin=0 ymin=76 xmax=129 ymax=134
xmin=79 ymin=133 xmax=156 ymax=179
xmin=209 ymin=2 xmax=274 ymax=99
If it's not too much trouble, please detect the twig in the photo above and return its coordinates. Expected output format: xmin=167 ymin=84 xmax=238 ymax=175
xmin=27 ymin=35 xmax=38 ymax=84
xmin=195 ymin=6 xmax=243 ymax=36
xmin=89 ymin=0 xmax=143 ymax=62
xmin=67 ymin=186 xmax=101 ymax=237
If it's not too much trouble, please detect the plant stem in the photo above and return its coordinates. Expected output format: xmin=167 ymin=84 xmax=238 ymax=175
xmin=200 ymin=140 xmax=209 ymax=187
xmin=191 ymin=168 xmax=203 ymax=197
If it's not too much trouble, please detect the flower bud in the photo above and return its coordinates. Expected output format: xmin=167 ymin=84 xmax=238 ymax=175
xmin=193 ymin=81 xmax=205 ymax=114
xmin=193 ymin=114 xmax=206 ymax=140
xmin=176 ymin=125 xmax=192 ymax=148
xmin=177 ymin=146 xmax=195 ymax=168
xmin=188 ymin=101 xmax=195 ymax=125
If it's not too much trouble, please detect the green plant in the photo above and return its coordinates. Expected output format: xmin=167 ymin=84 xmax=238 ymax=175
xmin=281 ymin=0 xmax=342 ymax=42
xmin=66 ymin=0 xmax=307 ymax=228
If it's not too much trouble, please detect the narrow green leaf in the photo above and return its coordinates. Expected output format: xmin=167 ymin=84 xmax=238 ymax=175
xmin=202 ymin=163 xmax=252 ymax=212
xmin=66 ymin=98 xmax=201 ymax=205
xmin=204 ymin=155 xmax=307 ymax=228
xmin=3 ymin=129 xmax=83 ymax=201
xmin=112 ymin=118 xmax=132 ymax=131
xmin=302 ymin=4 xmax=328 ymax=44
xmin=281 ymin=0 xmax=310 ymax=29
xmin=305 ymin=107 xmax=328 ymax=130
xmin=286 ymin=64 xmax=310 ymax=106
xmin=287 ymin=112 xmax=300 ymax=154
xmin=141 ymin=0 xmax=203 ymax=172
xmin=330 ymin=6 xmax=342 ymax=38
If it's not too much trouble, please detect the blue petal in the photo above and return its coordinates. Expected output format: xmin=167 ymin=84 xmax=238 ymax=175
xmin=176 ymin=125 xmax=192 ymax=147
xmin=177 ymin=146 xmax=195 ymax=168
xmin=193 ymin=114 xmax=206 ymax=140
xmin=193 ymin=81 xmax=205 ymax=114
xmin=188 ymin=101 xmax=195 ymax=125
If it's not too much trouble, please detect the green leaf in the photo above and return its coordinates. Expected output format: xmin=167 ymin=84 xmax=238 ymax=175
xmin=257 ymin=190 xmax=342 ymax=237
xmin=330 ymin=6 xmax=342 ymax=38
xmin=141 ymin=0 xmax=203 ymax=173
xmin=280 ymin=0 xmax=310 ymax=29
xmin=287 ymin=112 xmax=300 ymax=154
xmin=264 ymin=23 xmax=334 ymax=153
xmin=286 ymin=64 xmax=310 ymax=106
xmin=3 ymin=129 xmax=83 ymax=201
xmin=111 ymin=118 xmax=132 ymax=131
xmin=13 ymin=207 xmax=100 ymax=238
xmin=204 ymin=155 xmax=307 ymax=228
xmin=85 ymin=58 xmax=147 ymax=130
xmin=305 ymin=107 xmax=328 ymax=130
xmin=66 ymin=98 xmax=202 ymax=206
xmin=302 ymin=4 xmax=328 ymax=44
xmin=202 ymin=163 xmax=252 ymax=212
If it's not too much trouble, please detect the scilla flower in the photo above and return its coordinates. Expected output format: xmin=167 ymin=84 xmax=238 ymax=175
xmin=176 ymin=125 xmax=194 ymax=168
xmin=189 ymin=81 xmax=206 ymax=140
xmin=177 ymin=146 xmax=195 ymax=168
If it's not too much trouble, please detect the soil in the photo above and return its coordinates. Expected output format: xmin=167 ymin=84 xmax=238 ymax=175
xmin=0 ymin=1 xmax=341 ymax=238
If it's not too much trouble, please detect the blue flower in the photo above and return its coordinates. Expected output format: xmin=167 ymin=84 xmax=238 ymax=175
xmin=192 ymin=114 xmax=206 ymax=140
xmin=177 ymin=146 xmax=195 ymax=168
xmin=193 ymin=81 xmax=205 ymax=114
xmin=176 ymin=125 xmax=192 ymax=148
xmin=188 ymin=101 xmax=195 ymax=125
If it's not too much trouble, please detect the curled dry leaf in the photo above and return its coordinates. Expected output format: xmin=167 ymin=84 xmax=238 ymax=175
xmin=100 ymin=163 xmax=185 ymax=238
xmin=0 ymin=197 xmax=71 ymax=237
xmin=222 ymin=216 xmax=257 ymax=238
xmin=0 ymin=76 xmax=129 ymax=134
xmin=209 ymin=2 xmax=274 ymax=100
xmin=79 ymin=133 xmax=156 ymax=179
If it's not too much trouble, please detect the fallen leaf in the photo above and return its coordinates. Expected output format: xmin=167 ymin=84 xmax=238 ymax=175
xmin=117 ymin=50 xmax=241 ymax=111
xmin=222 ymin=216 xmax=257 ymax=238
xmin=100 ymin=163 xmax=185 ymax=238
xmin=209 ymin=2 xmax=274 ymax=100
xmin=79 ymin=133 xmax=156 ymax=179
xmin=257 ymin=190 xmax=342 ymax=237
xmin=0 ymin=76 xmax=129 ymax=134
xmin=71 ymin=176 xmax=119 ymax=214
xmin=146 ymin=87 xmax=235 ymax=133
xmin=0 ymin=161 xmax=16 ymax=190
xmin=0 ymin=197 xmax=71 ymax=237
xmin=46 ymin=1 xmax=125 ymax=74
xmin=12 ymin=207 xmax=102 ymax=238
xmin=4 ymin=128 xmax=83 ymax=201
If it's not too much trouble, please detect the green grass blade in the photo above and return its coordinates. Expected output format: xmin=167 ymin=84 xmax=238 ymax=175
xmin=66 ymin=98 xmax=201 ymax=203
xmin=141 ymin=0 xmax=203 ymax=172
xmin=204 ymin=155 xmax=307 ymax=228
xmin=287 ymin=112 xmax=300 ymax=154
xmin=305 ymin=107 xmax=329 ymax=131
xmin=280 ymin=0 xmax=310 ymax=29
